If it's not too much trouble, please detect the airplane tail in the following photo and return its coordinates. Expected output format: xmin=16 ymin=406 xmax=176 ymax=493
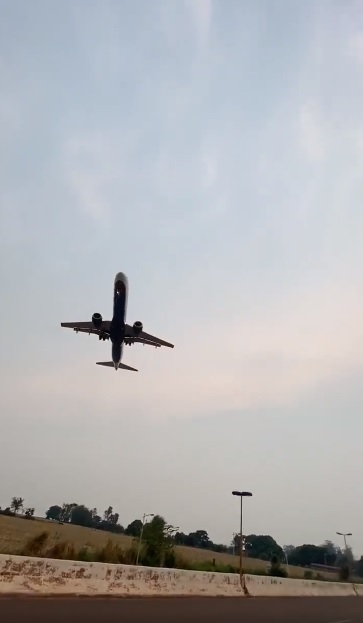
xmin=96 ymin=361 xmax=138 ymax=372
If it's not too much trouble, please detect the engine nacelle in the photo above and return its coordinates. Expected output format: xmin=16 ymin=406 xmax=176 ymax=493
xmin=92 ymin=312 xmax=103 ymax=329
xmin=133 ymin=320 xmax=143 ymax=335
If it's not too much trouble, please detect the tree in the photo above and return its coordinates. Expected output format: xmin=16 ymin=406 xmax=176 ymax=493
xmin=92 ymin=514 xmax=102 ymax=527
xmin=70 ymin=505 xmax=93 ymax=527
xmin=188 ymin=530 xmax=211 ymax=549
xmin=104 ymin=506 xmax=113 ymax=522
xmin=288 ymin=544 xmax=328 ymax=567
xmin=60 ymin=503 xmax=78 ymax=522
xmin=269 ymin=554 xmax=287 ymax=578
xmin=245 ymin=534 xmax=283 ymax=562
xmin=125 ymin=519 xmax=143 ymax=537
xmin=25 ymin=507 xmax=35 ymax=518
xmin=10 ymin=497 xmax=24 ymax=514
xmin=339 ymin=564 xmax=350 ymax=581
xmin=45 ymin=505 xmax=62 ymax=521
xmin=355 ymin=556 xmax=363 ymax=578
xmin=142 ymin=515 xmax=178 ymax=567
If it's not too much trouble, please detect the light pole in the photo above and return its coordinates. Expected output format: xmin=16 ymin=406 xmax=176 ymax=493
xmin=282 ymin=548 xmax=289 ymax=573
xmin=232 ymin=532 xmax=238 ymax=556
xmin=336 ymin=531 xmax=352 ymax=551
xmin=136 ymin=513 xmax=154 ymax=565
xmin=232 ymin=490 xmax=252 ymax=585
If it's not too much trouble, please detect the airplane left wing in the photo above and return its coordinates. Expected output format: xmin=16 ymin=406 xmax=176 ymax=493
xmin=124 ymin=324 xmax=174 ymax=348
xmin=61 ymin=321 xmax=111 ymax=332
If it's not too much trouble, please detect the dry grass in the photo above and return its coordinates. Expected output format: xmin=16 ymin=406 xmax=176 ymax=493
xmin=0 ymin=515 xmax=338 ymax=581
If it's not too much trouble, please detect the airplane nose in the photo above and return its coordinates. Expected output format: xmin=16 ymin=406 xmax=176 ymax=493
xmin=114 ymin=272 xmax=128 ymax=286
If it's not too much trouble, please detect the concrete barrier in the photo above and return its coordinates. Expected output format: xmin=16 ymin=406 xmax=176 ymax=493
xmin=0 ymin=554 xmax=243 ymax=597
xmin=244 ymin=574 xmax=357 ymax=597
xmin=0 ymin=554 xmax=360 ymax=598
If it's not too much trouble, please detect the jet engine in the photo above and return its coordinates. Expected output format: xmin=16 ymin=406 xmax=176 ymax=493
xmin=133 ymin=320 xmax=143 ymax=335
xmin=92 ymin=312 xmax=103 ymax=329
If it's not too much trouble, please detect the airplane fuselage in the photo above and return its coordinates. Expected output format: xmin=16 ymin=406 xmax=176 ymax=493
xmin=109 ymin=272 xmax=128 ymax=369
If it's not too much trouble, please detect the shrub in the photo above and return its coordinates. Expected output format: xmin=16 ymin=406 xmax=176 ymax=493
xmin=21 ymin=531 xmax=49 ymax=557
xmin=339 ymin=565 xmax=350 ymax=582
xmin=94 ymin=539 xmax=125 ymax=564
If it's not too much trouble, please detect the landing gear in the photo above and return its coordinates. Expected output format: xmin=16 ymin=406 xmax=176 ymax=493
xmin=98 ymin=332 xmax=109 ymax=341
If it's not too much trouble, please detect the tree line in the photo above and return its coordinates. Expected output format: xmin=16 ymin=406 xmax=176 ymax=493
xmin=1 ymin=497 xmax=362 ymax=578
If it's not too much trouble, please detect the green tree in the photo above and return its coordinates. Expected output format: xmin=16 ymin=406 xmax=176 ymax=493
xmin=142 ymin=515 xmax=178 ymax=567
xmin=25 ymin=507 xmax=35 ymax=517
xmin=355 ymin=556 xmax=363 ymax=578
xmin=104 ymin=506 xmax=113 ymax=522
xmin=10 ymin=497 xmax=24 ymax=514
xmin=188 ymin=530 xmax=211 ymax=549
xmin=60 ymin=503 xmax=77 ymax=522
xmin=45 ymin=505 xmax=62 ymax=521
xmin=288 ymin=544 xmax=327 ymax=567
xmin=125 ymin=519 xmax=143 ymax=537
xmin=269 ymin=554 xmax=288 ymax=578
xmin=70 ymin=505 xmax=93 ymax=527
xmin=245 ymin=534 xmax=283 ymax=562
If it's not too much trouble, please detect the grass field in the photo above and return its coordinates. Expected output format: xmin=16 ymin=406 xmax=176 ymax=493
xmin=0 ymin=514 xmax=338 ymax=581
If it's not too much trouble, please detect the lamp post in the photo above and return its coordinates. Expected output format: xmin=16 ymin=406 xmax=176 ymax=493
xmin=232 ymin=490 xmax=252 ymax=584
xmin=336 ymin=531 xmax=352 ymax=551
xmin=232 ymin=532 xmax=238 ymax=556
xmin=136 ymin=513 xmax=154 ymax=565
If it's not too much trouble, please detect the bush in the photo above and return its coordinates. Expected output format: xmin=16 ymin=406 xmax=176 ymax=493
xmin=94 ymin=539 xmax=125 ymax=564
xmin=269 ymin=556 xmax=288 ymax=578
xmin=21 ymin=531 xmax=49 ymax=557
xmin=46 ymin=541 xmax=77 ymax=561
xmin=339 ymin=565 xmax=350 ymax=582
xmin=164 ymin=549 xmax=177 ymax=569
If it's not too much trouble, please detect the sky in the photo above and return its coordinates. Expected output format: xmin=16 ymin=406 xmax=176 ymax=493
xmin=1 ymin=0 xmax=363 ymax=555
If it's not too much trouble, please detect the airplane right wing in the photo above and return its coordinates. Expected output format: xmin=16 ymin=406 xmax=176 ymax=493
xmin=124 ymin=324 xmax=174 ymax=348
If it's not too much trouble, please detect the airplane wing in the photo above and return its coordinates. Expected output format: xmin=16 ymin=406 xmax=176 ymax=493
xmin=61 ymin=321 xmax=111 ymax=332
xmin=124 ymin=324 xmax=174 ymax=348
xmin=124 ymin=336 xmax=161 ymax=347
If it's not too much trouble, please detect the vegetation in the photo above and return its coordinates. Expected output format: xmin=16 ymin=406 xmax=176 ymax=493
xmin=0 ymin=495 xmax=361 ymax=581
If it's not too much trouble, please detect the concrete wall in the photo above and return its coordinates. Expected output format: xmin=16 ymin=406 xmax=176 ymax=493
xmin=0 ymin=554 xmax=243 ymax=597
xmin=0 ymin=553 xmax=359 ymax=598
xmin=244 ymin=574 xmax=356 ymax=597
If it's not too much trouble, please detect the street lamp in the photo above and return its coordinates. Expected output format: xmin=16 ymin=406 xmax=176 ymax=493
xmin=136 ymin=513 xmax=154 ymax=565
xmin=232 ymin=490 xmax=252 ymax=584
xmin=336 ymin=531 xmax=352 ymax=550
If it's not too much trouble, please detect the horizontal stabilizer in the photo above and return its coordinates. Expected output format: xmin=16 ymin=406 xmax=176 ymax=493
xmin=96 ymin=361 xmax=138 ymax=372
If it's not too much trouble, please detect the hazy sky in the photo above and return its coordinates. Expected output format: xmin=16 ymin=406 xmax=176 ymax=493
xmin=1 ymin=0 xmax=363 ymax=555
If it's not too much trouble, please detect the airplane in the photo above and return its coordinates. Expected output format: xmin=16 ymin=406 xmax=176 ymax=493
xmin=61 ymin=272 xmax=174 ymax=371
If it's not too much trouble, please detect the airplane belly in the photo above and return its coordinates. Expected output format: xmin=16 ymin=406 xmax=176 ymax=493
xmin=112 ymin=342 xmax=123 ymax=363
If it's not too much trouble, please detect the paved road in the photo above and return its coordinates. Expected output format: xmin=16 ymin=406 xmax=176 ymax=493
xmin=0 ymin=597 xmax=361 ymax=622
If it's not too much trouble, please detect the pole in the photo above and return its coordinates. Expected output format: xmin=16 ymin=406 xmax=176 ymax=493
xmin=239 ymin=494 xmax=243 ymax=583
xmin=136 ymin=514 xmax=145 ymax=565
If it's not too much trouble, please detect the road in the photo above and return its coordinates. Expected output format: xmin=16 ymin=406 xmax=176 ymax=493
xmin=0 ymin=597 xmax=361 ymax=622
